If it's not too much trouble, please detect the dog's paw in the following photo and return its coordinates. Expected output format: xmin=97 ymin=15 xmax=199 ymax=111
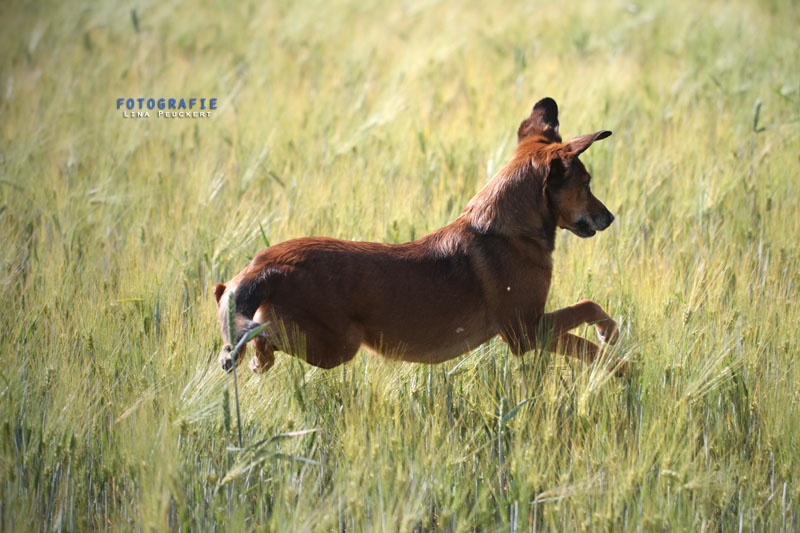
xmin=219 ymin=345 xmax=235 ymax=373
xmin=248 ymin=355 xmax=265 ymax=374
xmin=612 ymin=358 xmax=630 ymax=378
xmin=595 ymin=318 xmax=619 ymax=345
xmin=248 ymin=354 xmax=274 ymax=375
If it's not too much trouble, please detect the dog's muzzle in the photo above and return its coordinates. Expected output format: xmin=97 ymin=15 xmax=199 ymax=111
xmin=574 ymin=209 xmax=614 ymax=238
xmin=593 ymin=210 xmax=615 ymax=231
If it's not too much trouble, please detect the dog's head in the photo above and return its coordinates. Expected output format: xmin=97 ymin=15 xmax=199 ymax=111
xmin=519 ymin=98 xmax=615 ymax=238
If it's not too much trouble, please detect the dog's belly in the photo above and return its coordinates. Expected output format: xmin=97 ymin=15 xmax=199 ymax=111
xmin=370 ymin=336 xmax=494 ymax=364
xmin=361 ymin=316 xmax=496 ymax=364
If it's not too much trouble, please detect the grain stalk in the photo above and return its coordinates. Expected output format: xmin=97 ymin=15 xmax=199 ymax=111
xmin=226 ymin=290 xmax=268 ymax=449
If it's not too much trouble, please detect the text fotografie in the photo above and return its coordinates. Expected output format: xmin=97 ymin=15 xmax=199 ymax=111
xmin=117 ymin=97 xmax=217 ymax=118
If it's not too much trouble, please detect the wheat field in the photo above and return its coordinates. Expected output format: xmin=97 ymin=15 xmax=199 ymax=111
xmin=1 ymin=0 xmax=799 ymax=530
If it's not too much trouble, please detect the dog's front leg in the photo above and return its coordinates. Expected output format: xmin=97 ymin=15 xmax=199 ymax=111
xmin=554 ymin=332 xmax=628 ymax=377
xmin=554 ymin=332 xmax=600 ymax=362
xmin=541 ymin=299 xmax=618 ymax=344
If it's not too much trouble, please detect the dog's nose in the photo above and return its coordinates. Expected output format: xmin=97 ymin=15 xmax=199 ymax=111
xmin=221 ymin=357 xmax=233 ymax=372
xmin=594 ymin=210 xmax=615 ymax=231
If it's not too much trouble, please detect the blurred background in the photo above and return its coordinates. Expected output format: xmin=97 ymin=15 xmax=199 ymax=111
xmin=1 ymin=0 xmax=798 ymax=530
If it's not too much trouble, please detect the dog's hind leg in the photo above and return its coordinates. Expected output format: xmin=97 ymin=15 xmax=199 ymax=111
xmin=219 ymin=317 xmax=274 ymax=373
xmin=216 ymin=274 xmax=282 ymax=373
xmin=249 ymin=335 xmax=276 ymax=374
xmin=274 ymin=317 xmax=363 ymax=370
xmin=245 ymin=304 xmax=275 ymax=374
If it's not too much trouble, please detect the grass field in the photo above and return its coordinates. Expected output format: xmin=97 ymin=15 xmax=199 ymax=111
xmin=2 ymin=0 xmax=800 ymax=530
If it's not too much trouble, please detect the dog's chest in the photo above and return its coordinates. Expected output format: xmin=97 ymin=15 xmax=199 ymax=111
xmin=482 ymin=247 xmax=553 ymax=320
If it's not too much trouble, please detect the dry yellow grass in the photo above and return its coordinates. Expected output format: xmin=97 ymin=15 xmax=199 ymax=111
xmin=1 ymin=0 xmax=799 ymax=529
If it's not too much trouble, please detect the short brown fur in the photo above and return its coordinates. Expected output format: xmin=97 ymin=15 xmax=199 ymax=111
xmin=214 ymin=98 xmax=626 ymax=376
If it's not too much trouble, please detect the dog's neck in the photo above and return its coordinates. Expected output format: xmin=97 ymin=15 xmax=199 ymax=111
xmin=459 ymin=149 xmax=557 ymax=252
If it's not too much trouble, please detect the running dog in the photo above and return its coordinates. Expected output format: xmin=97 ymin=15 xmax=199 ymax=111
xmin=214 ymin=97 xmax=625 ymax=376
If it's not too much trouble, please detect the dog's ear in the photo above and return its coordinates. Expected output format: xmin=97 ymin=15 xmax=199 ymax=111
xmin=214 ymin=283 xmax=226 ymax=305
xmin=518 ymin=97 xmax=561 ymax=143
xmin=564 ymin=130 xmax=612 ymax=158
xmin=542 ymin=155 xmax=567 ymax=193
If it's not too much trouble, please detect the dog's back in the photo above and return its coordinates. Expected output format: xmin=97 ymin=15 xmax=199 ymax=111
xmin=219 ymin=225 xmax=497 ymax=362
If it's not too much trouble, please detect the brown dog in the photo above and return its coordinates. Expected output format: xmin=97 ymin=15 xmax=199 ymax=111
xmin=214 ymin=97 xmax=625 ymax=376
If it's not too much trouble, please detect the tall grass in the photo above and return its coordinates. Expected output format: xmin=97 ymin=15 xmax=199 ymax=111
xmin=1 ymin=0 xmax=799 ymax=529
